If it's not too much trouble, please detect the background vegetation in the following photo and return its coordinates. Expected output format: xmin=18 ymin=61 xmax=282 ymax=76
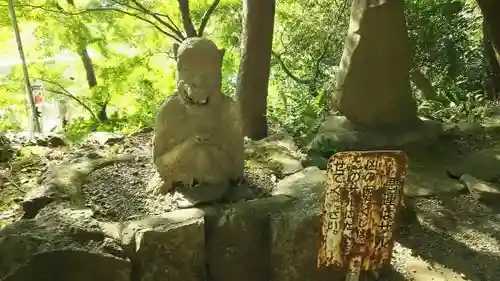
xmin=0 ymin=0 xmax=495 ymax=146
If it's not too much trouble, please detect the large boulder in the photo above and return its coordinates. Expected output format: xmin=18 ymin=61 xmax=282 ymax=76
xmin=333 ymin=0 xmax=418 ymax=128
xmin=121 ymin=208 xmax=206 ymax=281
xmin=309 ymin=116 xmax=443 ymax=154
xmin=245 ymin=133 xmax=305 ymax=177
xmin=0 ymin=204 xmax=131 ymax=281
xmin=447 ymin=146 xmax=500 ymax=181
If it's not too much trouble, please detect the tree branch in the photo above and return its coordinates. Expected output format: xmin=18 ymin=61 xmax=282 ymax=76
xmin=38 ymin=79 xmax=99 ymax=121
xmin=197 ymin=0 xmax=220 ymax=36
xmin=271 ymin=50 xmax=310 ymax=85
xmin=177 ymin=0 xmax=198 ymax=37
xmin=311 ymin=34 xmax=332 ymax=84
xmin=155 ymin=12 xmax=184 ymax=36
xmin=112 ymin=1 xmax=183 ymax=35
xmin=128 ymin=0 xmax=185 ymax=40
xmin=21 ymin=4 xmax=183 ymax=42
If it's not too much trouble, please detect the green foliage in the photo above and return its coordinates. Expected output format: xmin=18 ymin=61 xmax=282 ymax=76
xmin=406 ymin=0 xmax=484 ymax=104
xmin=266 ymin=0 xmax=350 ymax=146
xmin=0 ymin=0 xmax=495 ymax=148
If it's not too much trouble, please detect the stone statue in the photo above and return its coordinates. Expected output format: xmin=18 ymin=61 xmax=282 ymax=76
xmin=151 ymin=37 xmax=244 ymax=204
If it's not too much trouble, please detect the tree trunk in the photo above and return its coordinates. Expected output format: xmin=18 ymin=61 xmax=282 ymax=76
xmin=334 ymin=0 xmax=418 ymax=129
xmin=78 ymin=44 xmax=97 ymax=88
xmin=482 ymin=21 xmax=500 ymax=100
xmin=8 ymin=0 xmax=41 ymax=133
xmin=78 ymin=43 xmax=108 ymax=121
xmin=177 ymin=0 xmax=198 ymax=37
xmin=475 ymin=0 xmax=500 ymax=55
xmin=235 ymin=0 xmax=276 ymax=140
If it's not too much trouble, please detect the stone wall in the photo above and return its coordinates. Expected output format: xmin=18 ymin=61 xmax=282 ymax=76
xmin=0 ymin=167 xmax=327 ymax=281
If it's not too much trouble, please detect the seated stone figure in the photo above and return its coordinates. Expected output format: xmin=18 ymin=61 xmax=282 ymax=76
xmin=152 ymin=37 xmax=244 ymax=204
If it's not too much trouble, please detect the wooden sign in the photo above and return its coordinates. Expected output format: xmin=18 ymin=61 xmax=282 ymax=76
xmin=317 ymin=151 xmax=408 ymax=281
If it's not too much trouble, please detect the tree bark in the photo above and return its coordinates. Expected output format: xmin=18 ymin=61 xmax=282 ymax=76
xmin=177 ymin=0 xmax=198 ymax=38
xmin=77 ymin=43 xmax=108 ymax=121
xmin=475 ymin=0 xmax=500 ymax=55
xmin=482 ymin=21 xmax=500 ymax=100
xmin=8 ymin=0 xmax=41 ymax=133
xmin=78 ymin=44 xmax=98 ymax=88
xmin=235 ymin=0 xmax=276 ymax=140
xmin=334 ymin=0 xmax=418 ymax=129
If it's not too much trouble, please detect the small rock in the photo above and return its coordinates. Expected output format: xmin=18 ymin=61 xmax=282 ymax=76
xmin=272 ymin=166 xmax=326 ymax=198
xmin=406 ymin=259 xmax=470 ymax=281
xmin=174 ymin=182 xmax=229 ymax=208
xmin=447 ymin=146 xmax=500 ymax=181
xmin=223 ymin=183 xmax=256 ymax=201
xmin=245 ymin=134 xmax=305 ymax=177
xmin=456 ymin=122 xmax=485 ymax=136
xmin=89 ymin=132 xmax=125 ymax=146
xmin=459 ymin=174 xmax=500 ymax=204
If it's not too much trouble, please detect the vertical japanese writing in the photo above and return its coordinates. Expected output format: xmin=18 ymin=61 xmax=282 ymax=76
xmin=342 ymin=194 xmax=355 ymax=256
xmin=319 ymin=151 xmax=408 ymax=276
xmin=333 ymin=159 xmax=346 ymax=183
xmin=357 ymin=187 xmax=372 ymax=237
xmin=320 ymin=157 xmax=347 ymax=266
xmin=378 ymin=179 xmax=399 ymax=252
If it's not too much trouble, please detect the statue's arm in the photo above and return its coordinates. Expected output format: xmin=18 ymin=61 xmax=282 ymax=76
xmin=153 ymin=96 xmax=178 ymax=161
xmin=226 ymin=97 xmax=245 ymax=176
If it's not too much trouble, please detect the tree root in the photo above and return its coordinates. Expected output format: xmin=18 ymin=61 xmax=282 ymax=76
xmin=22 ymin=155 xmax=139 ymax=219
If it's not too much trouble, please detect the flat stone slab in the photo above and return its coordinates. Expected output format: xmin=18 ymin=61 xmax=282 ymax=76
xmin=406 ymin=259 xmax=469 ymax=281
xmin=404 ymin=169 xmax=466 ymax=197
xmin=447 ymin=146 xmax=500 ymax=182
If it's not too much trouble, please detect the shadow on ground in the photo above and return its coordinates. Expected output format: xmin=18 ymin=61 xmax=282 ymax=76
xmin=398 ymin=193 xmax=500 ymax=281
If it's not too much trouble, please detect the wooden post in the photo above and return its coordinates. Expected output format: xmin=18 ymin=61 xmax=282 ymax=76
xmin=318 ymin=151 xmax=408 ymax=281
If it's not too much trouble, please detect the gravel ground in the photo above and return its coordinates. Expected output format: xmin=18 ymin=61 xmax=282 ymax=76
xmin=81 ymin=157 xmax=276 ymax=221
xmin=82 ymin=158 xmax=175 ymax=221
xmin=80 ymin=132 xmax=276 ymax=221
xmin=387 ymin=194 xmax=500 ymax=281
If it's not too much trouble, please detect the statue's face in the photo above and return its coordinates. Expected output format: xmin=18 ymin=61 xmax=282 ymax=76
xmin=178 ymin=63 xmax=220 ymax=106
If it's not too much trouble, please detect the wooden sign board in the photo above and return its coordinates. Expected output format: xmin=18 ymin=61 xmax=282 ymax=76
xmin=317 ymin=151 xmax=408 ymax=281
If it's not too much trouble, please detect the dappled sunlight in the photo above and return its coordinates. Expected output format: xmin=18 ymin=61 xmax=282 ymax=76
xmin=1 ymin=0 xmax=500 ymax=280
xmin=398 ymin=193 xmax=500 ymax=280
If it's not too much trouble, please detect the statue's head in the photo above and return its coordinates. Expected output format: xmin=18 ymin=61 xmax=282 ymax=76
xmin=176 ymin=37 xmax=224 ymax=106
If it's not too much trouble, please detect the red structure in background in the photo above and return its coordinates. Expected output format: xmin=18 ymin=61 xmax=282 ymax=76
xmin=34 ymin=93 xmax=43 ymax=105
xmin=32 ymin=84 xmax=43 ymax=118
xmin=32 ymin=84 xmax=43 ymax=105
